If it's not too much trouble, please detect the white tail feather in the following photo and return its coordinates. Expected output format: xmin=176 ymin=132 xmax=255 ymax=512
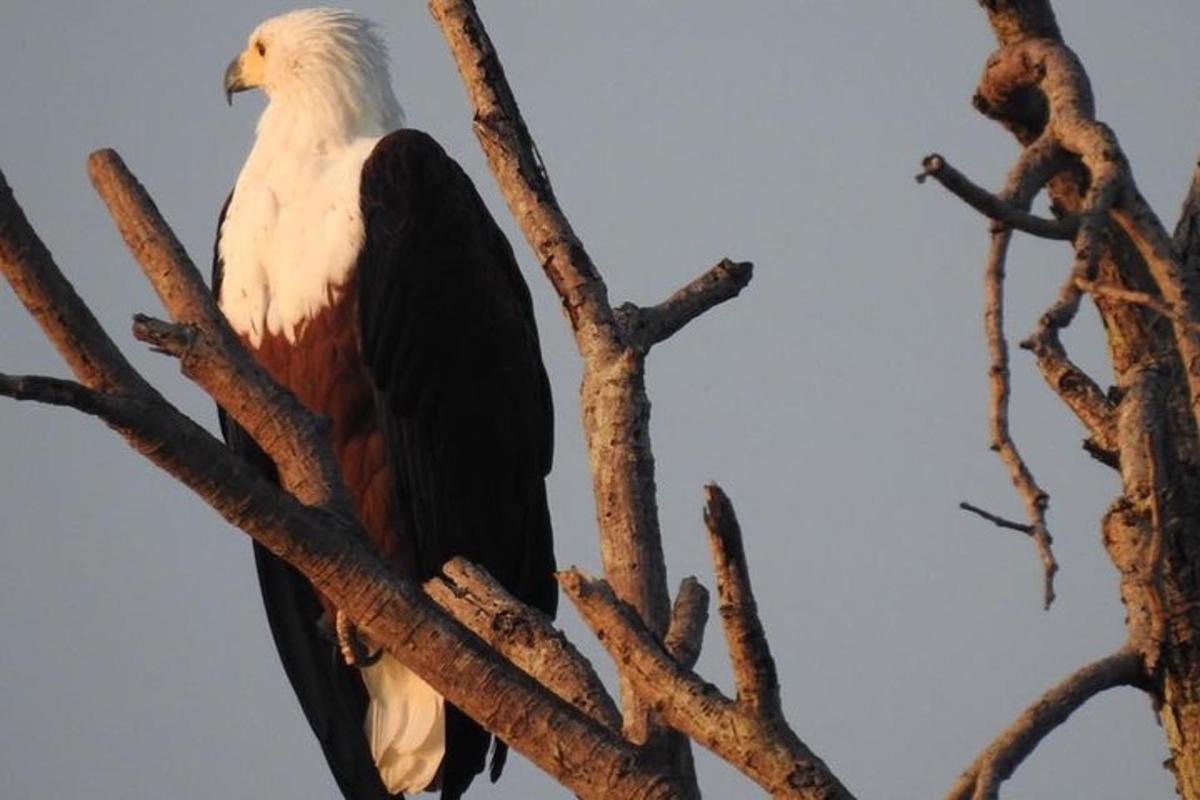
xmin=361 ymin=653 xmax=446 ymax=793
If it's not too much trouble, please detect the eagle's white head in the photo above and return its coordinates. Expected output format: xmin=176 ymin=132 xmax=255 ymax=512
xmin=224 ymin=8 xmax=404 ymax=144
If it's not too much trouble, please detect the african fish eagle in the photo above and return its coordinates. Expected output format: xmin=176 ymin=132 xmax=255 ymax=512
xmin=213 ymin=9 xmax=557 ymax=799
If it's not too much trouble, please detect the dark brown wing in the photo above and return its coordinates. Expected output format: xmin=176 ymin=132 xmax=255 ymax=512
xmin=356 ymin=129 xmax=557 ymax=799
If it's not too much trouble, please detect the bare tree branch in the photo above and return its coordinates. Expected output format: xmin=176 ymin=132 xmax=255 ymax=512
xmin=918 ymin=154 xmax=1077 ymax=239
xmin=664 ymin=577 xmax=709 ymax=671
xmin=945 ymin=648 xmax=1144 ymax=800
xmin=560 ymin=568 xmax=854 ymax=800
xmin=703 ymin=484 xmax=781 ymax=714
xmin=0 ymin=373 xmax=110 ymax=413
xmin=87 ymin=149 xmax=352 ymax=513
xmin=983 ymin=224 xmax=1059 ymax=609
xmin=616 ymin=259 xmax=755 ymax=351
xmin=959 ymin=501 xmax=1034 ymax=534
xmin=425 ymin=558 xmax=622 ymax=731
xmin=946 ymin=3 xmax=1200 ymax=794
xmin=1018 ymin=323 xmax=1118 ymax=464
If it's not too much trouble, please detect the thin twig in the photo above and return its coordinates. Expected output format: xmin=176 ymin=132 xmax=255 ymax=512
xmin=918 ymin=154 xmax=1077 ymax=240
xmin=0 ymin=373 xmax=112 ymax=415
xmin=983 ymin=225 xmax=1059 ymax=609
xmin=1075 ymin=278 xmax=1200 ymax=334
xmin=0 ymin=171 xmax=148 ymax=395
xmin=959 ymin=501 xmax=1033 ymax=534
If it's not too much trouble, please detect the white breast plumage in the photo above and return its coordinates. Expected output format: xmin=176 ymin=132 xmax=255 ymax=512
xmin=218 ymin=135 xmax=382 ymax=345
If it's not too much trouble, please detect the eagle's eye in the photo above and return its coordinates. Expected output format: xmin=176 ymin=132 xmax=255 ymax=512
xmin=255 ymin=40 xmax=266 ymax=57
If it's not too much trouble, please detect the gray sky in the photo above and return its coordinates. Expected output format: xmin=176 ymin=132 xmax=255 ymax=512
xmin=1 ymin=2 xmax=1196 ymax=798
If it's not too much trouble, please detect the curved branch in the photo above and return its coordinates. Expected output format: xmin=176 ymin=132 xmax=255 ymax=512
xmin=945 ymin=648 xmax=1144 ymax=800
xmin=428 ymin=2 xmax=752 ymax=764
xmin=664 ymin=577 xmax=709 ymax=671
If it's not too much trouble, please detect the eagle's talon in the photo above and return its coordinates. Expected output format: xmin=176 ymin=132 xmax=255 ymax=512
xmin=335 ymin=609 xmax=383 ymax=667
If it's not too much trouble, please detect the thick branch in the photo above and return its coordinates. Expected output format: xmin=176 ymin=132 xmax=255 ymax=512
xmin=560 ymin=569 xmax=854 ymax=800
xmin=959 ymin=501 xmax=1033 ymax=535
xmin=617 ymin=259 xmax=755 ymax=351
xmin=427 ymin=0 xmax=615 ymax=346
xmin=87 ymin=151 xmax=349 ymax=512
xmin=945 ymin=648 xmax=1143 ymax=800
xmin=428 ymin=0 xmax=691 ymax=752
xmin=1075 ymin=278 xmax=1200 ymax=334
xmin=426 ymin=558 xmax=622 ymax=731
xmin=0 ymin=171 xmax=147 ymax=394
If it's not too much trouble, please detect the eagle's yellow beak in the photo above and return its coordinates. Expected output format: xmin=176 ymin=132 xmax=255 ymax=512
xmin=224 ymin=44 xmax=266 ymax=105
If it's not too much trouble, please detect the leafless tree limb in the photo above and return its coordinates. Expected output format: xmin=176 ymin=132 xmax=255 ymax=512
xmin=1075 ymin=278 xmax=1200 ymax=333
xmin=664 ymin=577 xmax=709 ymax=671
xmin=0 ymin=171 xmax=147 ymax=395
xmin=427 ymin=2 xmax=752 ymax=774
xmin=426 ymin=558 xmax=623 ymax=732
xmin=0 ymin=373 xmax=109 ymax=412
xmin=703 ymin=484 xmax=781 ymax=714
xmin=88 ymin=149 xmax=350 ymax=512
xmin=983 ymin=224 xmax=1058 ymax=609
xmin=560 ymin=565 xmax=854 ymax=800
xmin=932 ymin=2 xmax=1200 ymax=794
xmin=945 ymin=647 xmax=1144 ymax=800
xmin=1018 ymin=322 xmax=1118 ymax=464
xmin=616 ymin=259 xmax=755 ymax=351
xmin=918 ymin=154 xmax=1077 ymax=240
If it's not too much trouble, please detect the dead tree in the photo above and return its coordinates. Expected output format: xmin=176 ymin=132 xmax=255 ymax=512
xmin=918 ymin=1 xmax=1200 ymax=797
xmin=4 ymin=0 xmax=1200 ymax=798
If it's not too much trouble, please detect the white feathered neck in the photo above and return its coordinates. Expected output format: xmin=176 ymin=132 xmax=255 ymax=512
xmin=218 ymin=8 xmax=405 ymax=345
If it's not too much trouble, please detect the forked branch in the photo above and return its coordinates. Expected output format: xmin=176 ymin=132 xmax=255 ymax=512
xmin=562 ymin=485 xmax=854 ymax=800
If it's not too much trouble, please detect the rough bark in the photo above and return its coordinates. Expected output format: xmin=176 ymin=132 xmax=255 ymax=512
xmin=427 ymin=0 xmax=751 ymax=779
xmin=920 ymin=1 xmax=1200 ymax=795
